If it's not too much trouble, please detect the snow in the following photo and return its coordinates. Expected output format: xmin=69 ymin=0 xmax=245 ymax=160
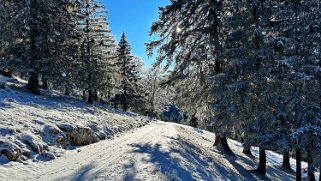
xmin=0 ymin=75 xmax=319 ymax=180
xmin=0 ymin=76 xmax=150 ymax=163
xmin=0 ymin=76 xmax=10 ymax=83
xmin=1 ymin=121 xmax=319 ymax=180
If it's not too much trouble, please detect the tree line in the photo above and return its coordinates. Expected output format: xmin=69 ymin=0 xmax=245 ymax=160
xmin=0 ymin=0 xmax=162 ymax=113
xmin=147 ymin=0 xmax=321 ymax=180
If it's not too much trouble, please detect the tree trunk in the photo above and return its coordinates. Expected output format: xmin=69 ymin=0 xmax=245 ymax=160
xmin=123 ymin=103 xmax=127 ymax=112
xmin=107 ymin=90 xmax=111 ymax=100
xmin=213 ymin=135 xmax=234 ymax=155
xmin=243 ymin=146 xmax=253 ymax=157
xmin=28 ymin=0 xmax=40 ymax=95
xmin=296 ymin=149 xmax=302 ymax=181
xmin=307 ymin=154 xmax=315 ymax=181
xmin=121 ymin=93 xmax=127 ymax=111
xmin=150 ymin=100 xmax=155 ymax=117
xmin=82 ymin=90 xmax=86 ymax=100
xmin=65 ymin=87 xmax=71 ymax=96
xmin=88 ymin=89 xmax=94 ymax=103
xmin=189 ymin=114 xmax=198 ymax=128
xmin=27 ymin=74 xmax=40 ymax=95
xmin=42 ymin=77 xmax=48 ymax=90
xmin=255 ymin=148 xmax=266 ymax=175
xmin=94 ymin=90 xmax=98 ymax=102
xmin=150 ymin=81 xmax=157 ymax=117
xmin=213 ymin=135 xmax=220 ymax=146
xmin=282 ymin=151 xmax=291 ymax=170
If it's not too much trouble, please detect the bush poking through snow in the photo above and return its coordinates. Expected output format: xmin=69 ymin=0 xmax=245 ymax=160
xmin=2 ymin=149 xmax=20 ymax=161
xmin=68 ymin=128 xmax=100 ymax=146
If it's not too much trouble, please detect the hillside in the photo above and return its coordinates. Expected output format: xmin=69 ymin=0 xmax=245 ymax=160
xmin=0 ymin=76 xmax=150 ymax=163
xmin=0 ymin=76 xmax=319 ymax=180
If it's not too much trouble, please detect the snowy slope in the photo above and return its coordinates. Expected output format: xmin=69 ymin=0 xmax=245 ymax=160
xmin=1 ymin=121 xmax=319 ymax=181
xmin=0 ymin=76 xmax=319 ymax=180
xmin=0 ymin=76 xmax=150 ymax=163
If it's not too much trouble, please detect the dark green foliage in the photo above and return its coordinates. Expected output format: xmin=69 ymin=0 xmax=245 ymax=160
xmin=148 ymin=0 xmax=321 ymax=177
xmin=117 ymin=33 xmax=143 ymax=111
xmin=77 ymin=0 xmax=118 ymax=103
xmin=0 ymin=0 xmax=81 ymax=93
xmin=0 ymin=0 xmax=131 ymax=106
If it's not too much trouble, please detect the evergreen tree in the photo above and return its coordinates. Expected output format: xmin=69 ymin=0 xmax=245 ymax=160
xmin=244 ymin=1 xmax=321 ymax=178
xmin=0 ymin=0 xmax=12 ymax=70
xmin=147 ymin=0 xmax=235 ymax=154
xmin=78 ymin=0 xmax=118 ymax=103
xmin=148 ymin=1 xmax=321 ymax=176
xmin=0 ymin=0 xmax=81 ymax=94
xmin=44 ymin=0 xmax=81 ymax=93
xmin=117 ymin=33 xmax=142 ymax=111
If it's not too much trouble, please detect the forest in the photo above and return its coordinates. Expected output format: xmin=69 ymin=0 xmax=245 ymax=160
xmin=0 ymin=0 xmax=320 ymax=181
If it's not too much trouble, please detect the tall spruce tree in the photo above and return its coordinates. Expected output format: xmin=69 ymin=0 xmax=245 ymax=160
xmin=44 ymin=0 xmax=81 ymax=92
xmin=147 ymin=0 xmax=236 ymax=154
xmin=117 ymin=33 xmax=142 ymax=111
xmin=78 ymin=0 xmax=118 ymax=103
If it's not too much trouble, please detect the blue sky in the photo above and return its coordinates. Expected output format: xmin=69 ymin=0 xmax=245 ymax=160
xmin=101 ymin=0 xmax=170 ymax=68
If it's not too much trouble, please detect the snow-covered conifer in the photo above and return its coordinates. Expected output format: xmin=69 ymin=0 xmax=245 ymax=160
xmin=78 ymin=0 xmax=118 ymax=103
xmin=117 ymin=33 xmax=143 ymax=111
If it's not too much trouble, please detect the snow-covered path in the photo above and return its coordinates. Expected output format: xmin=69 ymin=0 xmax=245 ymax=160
xmin=1 ymin=121 xmax=316 ymax=181
xmin=1 ymin=122 xmax=180 ymax=181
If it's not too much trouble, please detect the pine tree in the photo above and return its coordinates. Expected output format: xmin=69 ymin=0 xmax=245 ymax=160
xmin=43 ymin=0 xmax=81 ymax=93
xmin=78 ymin=0 xmax=118 ymax=103
xmin=147 ymin=0 xmax=236 ymax=154
xmin=0 ymin=0 xmax=12 ymax=70
xmin=0 ymin=0 xmax=81 ymax=94
xmin=117 ymin=33 xmax=142 ymax=111
xmin=243 ymin=1 xmax=321 ymax=178
xmin=148 ymin=1 xmax=321 ymax=170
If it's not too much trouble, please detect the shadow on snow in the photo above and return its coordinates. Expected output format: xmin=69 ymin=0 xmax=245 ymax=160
xmin=130 ymin=143 xmax=196 ymax=181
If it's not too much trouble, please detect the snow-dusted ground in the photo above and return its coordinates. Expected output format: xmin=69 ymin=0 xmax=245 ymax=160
xmin=0 ymin=75 xmax=319 ymax=180
xmin=0 ymin=76 xmax=150 ymax=163
xmin=1 ymin=121 xmax=319 ymax=181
